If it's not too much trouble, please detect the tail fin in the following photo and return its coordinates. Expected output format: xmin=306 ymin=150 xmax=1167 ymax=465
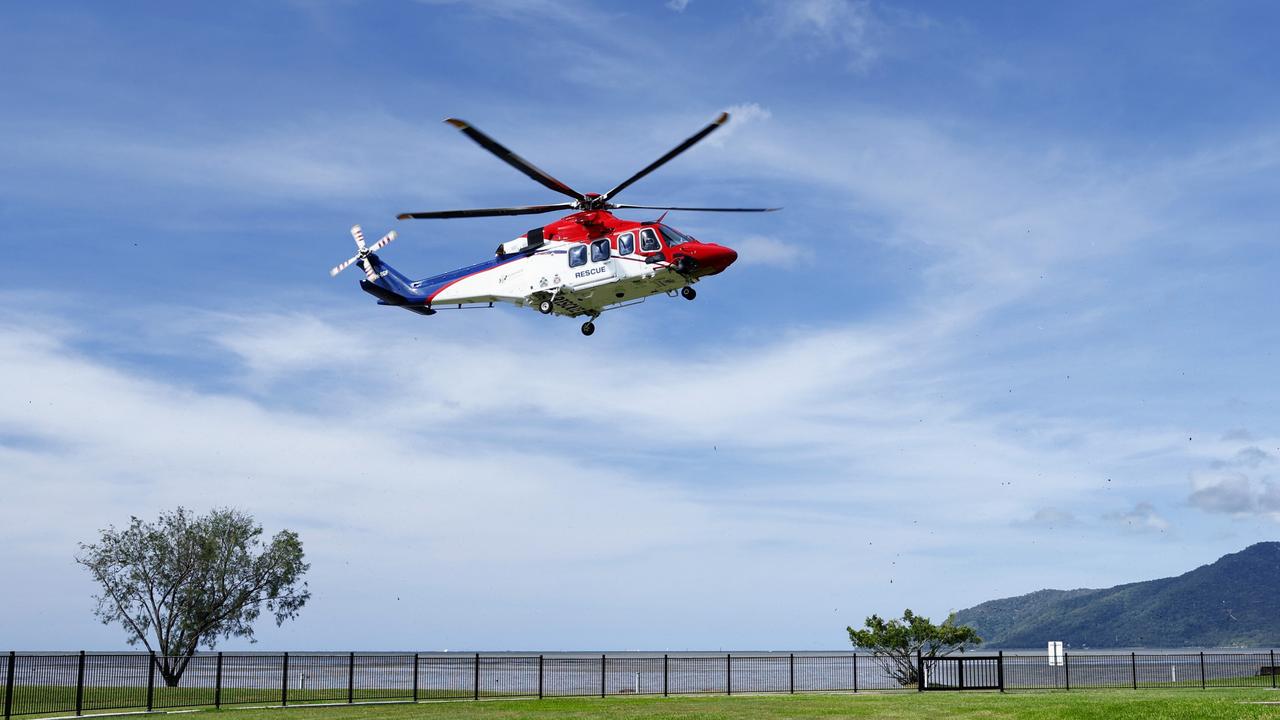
xmin=361 ymin=255 xmax=435 ymax=314
xmin=331 ymin=224 xmax=434 ymax=314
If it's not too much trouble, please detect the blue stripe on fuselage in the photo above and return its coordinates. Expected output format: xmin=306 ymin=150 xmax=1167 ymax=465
xmin=412 ymin=251 xmax=528 ymax=298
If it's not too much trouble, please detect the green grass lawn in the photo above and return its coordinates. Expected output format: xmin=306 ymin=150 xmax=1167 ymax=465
xmin=14 ymin=690 xmax=1280 ymax=720
xmin=10 ymin=687 xmax=421 ymax=717
xmin=192 ymin=690 xmax=1280 ymax=719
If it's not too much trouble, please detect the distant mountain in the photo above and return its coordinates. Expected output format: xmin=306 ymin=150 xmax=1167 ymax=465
xmin=953 ymin=542 xmax=1280 ymax=648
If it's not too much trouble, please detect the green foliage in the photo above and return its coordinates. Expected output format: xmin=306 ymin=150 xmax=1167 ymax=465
xmin=76 ymin=507 xmax=310 ymax=686
xmin=954 ymin=542 xmax=1280 ymax=648
xmin=847 ymin=609 xmax=982 ymax=686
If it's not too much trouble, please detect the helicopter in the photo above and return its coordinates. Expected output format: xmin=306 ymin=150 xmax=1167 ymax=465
xmin=330 ymin=112 xmax=778 ymax=336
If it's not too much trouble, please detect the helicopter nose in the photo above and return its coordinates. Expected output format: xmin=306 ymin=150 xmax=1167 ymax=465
xmin=705 ymin=244 xmax=738 ymax=273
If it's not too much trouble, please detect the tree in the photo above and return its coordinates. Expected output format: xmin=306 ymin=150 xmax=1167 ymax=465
xmin=76 ymin=507 xmax=310 ymax=687
xmin=847 ymin=609 xmax=981 ymax=686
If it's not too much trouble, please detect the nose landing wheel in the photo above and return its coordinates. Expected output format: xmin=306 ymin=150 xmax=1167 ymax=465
xmin=538 ymin=298 xmax=554 ymax=314
xmin=681 ymin=286 xmax=697 ymax=301
xmin=580 ymin=321 xmax=596 ymax=336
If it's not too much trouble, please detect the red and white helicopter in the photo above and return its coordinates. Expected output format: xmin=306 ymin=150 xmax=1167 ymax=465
xmin=331 ymin=112 xmax=777 ymax=336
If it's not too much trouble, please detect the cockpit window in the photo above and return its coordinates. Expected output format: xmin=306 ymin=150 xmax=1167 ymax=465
xmin=568 ymin=244 xmax=587 ymax=267
xmin=590 ymin=238 xmax=610 ymax=262
xmin=659 ymin=224 xmax=690 ymax=246
xmin=639 ymin=228 xmax=661 ymax=252
xmin=617 ymin=232 xmax=634 ymax=256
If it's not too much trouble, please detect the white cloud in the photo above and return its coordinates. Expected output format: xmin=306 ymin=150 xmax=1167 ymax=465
xmin=1017 ymin=507 xmax=1081 ymax=529
xmin=732 ymin=235 xmax=809 ymax=267
xmin=0 ymin=113 xmax=485 ymax=206
xmin=1103 ymin=502 xmax=1171 ymax=534
xmin=666 ymin=0 xmax=690 ymax=12
xmin=707 ymin=103 xmax=773 ymax=148
xmin=1189 ymin=444 xmax=1280 ymax=518
xmin=0 ymin=293 xmax=1210 ymax=647
xmin=765 ymin=0 xmax=881 ymax=72
xmin=415 ymin=0 xmax=596 ymax=29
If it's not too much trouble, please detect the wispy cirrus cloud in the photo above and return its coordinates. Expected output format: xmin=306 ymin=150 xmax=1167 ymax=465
xmin=760 ymin=0 xmax=882 ymax=72
xmin=0 ymin=291 xmax=1212 ymax=646
xmin=733 ymin=235 xmax=810 ymax=267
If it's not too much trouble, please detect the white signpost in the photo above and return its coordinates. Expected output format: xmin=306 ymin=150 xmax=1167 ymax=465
xmin=1048 ymin=641 xmax=1064 ymax=666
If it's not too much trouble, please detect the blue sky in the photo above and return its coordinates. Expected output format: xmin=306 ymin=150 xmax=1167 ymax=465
xmin=2 ymin=0 xmax=1280 ymax=651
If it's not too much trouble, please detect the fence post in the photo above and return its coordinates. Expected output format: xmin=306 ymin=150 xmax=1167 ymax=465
xmin=214 ymin=653 xmax=222 ymax=709
xmin=537 ymin=655 xmax=543 ymax=700
xmin=412 ymin=654 xmax=419 ymax=702
xmin=663 ymin=655 xmax=668 ymax=697
xmin=789 ymin=654 xmax=794 ymax=694
xmin=281 ymin=652 xmax=289 ymax=707
xmin=917 ymin=649 xmax=924 ymax=692
xmin=146 ymin=651 xmax=156 ymax=711
xmin=600 ymin=654 xmax=606 ymax=698
xmin=1272 ymin=650 xmax=1277 ymax=690
xmin=75 ymin=651 xmax=85 ymax=717
xmin=5 ymin=651 xmax=15 ymax=720
xmin=997 ymin=651 xmax=1004 ymax=693
xmin=1131 ymin=652 xmax=1137 ymax=690
xmin=347 ymin=652 xmax=355 ymax=704
xmin=1200 ymin=652 xmax=1206 ymax=690
xmin=853 ymin=652 xmax=858 ymax=693
xmin=1063 ymin=651 xmax=1070 ymax=691
xmin=473 ymin=654 xmax=480 ymax=701
xmin=726 ymin=654 xmax=731 ymax=696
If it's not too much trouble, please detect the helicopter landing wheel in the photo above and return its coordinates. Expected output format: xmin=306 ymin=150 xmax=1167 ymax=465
xmin=581 ymin=321 xmax=596 ymax=336
xmin=681 ymin=286 xmax=697 ymax=301
xmin=538 ymin=299 xmax=554 ymax=314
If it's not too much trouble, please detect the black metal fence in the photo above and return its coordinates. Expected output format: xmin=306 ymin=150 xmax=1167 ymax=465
xmin=3 ymin=650 xmax=1278 ymax=718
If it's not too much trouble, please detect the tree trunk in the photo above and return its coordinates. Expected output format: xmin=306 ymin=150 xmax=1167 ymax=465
xmin=160 ymin=666 xmax=182 ymax=688
xmin=157 ymin=654 xmax=195 ymax=687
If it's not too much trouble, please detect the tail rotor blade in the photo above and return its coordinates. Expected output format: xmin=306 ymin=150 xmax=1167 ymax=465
xmin=369 ymin=230 xmax=397 ymax=252
xmin=330 ymin=255 xmax=360 ymax=277
xmin=334 ymin=226 xmax=394 ymax=279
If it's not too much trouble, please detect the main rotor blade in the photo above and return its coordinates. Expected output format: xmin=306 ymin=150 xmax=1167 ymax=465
xmin=609 ymin=204 xmax=782 ymax=213
xmin=601 ymin=112 xmax=729 ymax=202
xmin=444 ymin=118 xmax=585 ymax=202
xmin=397 ymin=202 xmax=576 ymax=220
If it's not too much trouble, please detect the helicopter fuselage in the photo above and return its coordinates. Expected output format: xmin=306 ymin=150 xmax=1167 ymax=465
xmin=361 ymin=210 xmax=737 ymax=320
xmin=333 ymin=112 xmax=772 ymax=335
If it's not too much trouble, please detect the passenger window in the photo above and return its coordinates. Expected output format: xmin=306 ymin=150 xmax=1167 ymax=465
xmin=590 ymin=238 xmax=610 ymax=263
xmin=617 ymin=232 xmax=634 ymax=256
xmin=568 ymin=245 xmax=587 ymax=267
xmin=639 ymin=228 xmax=661 ymax=252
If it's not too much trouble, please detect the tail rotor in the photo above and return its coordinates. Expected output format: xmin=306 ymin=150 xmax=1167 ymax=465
xmin=331 ymin=225 xmax=396 ymax=281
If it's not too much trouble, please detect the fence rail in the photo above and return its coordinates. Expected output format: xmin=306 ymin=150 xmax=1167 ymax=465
xmin=3 ymin=649 xmax=1278 ymax=718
